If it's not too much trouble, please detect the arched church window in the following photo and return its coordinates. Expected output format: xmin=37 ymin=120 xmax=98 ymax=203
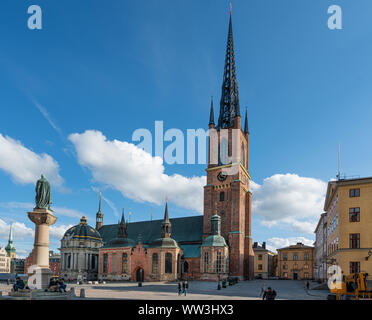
xmin=204 ymin=251 xmax=209 ymax=273
xmin=216 ymin=251 xmax=222 ymax=273
xmin=122 ymin=253 xmax=128 ymax=274
xmin=103 ymin=254 xmax=108 ymax=273
xmin=241 ymin=143 xmax=245 ymax=167
xmin=152 ymin=253 xmax=158 ymax=274
xmin=165 ymin=253 xmax=172 ymax=274
xmin=219 ymin=138 xmax=229 ymax=165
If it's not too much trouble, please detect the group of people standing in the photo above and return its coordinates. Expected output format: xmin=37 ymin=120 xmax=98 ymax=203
xmin=178 ymin=280 xmax=189 ymax=296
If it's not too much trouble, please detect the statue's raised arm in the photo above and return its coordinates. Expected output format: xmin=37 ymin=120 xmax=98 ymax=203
xmin=35 ymin=174 xmax=53 ymax=211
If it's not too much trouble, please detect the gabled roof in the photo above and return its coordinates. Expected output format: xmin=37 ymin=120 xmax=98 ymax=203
xmin=98 ymin=215 xmax=203 ymax=246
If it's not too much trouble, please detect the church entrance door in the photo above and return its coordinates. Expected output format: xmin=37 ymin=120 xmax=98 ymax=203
xmin=136 ymin=267 xmax=144 ymax=282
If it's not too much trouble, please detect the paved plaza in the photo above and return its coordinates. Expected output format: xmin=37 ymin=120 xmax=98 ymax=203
xmin=0 ymin=280 xmax=330 ymax=300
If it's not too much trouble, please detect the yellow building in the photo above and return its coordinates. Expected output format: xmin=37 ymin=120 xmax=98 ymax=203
xmin=277 ymin=243 xmax=314 ymax=280
xmin=324 ymin=177 xmax=372 ymax=282
xmin=253 ymin=242 xmax=276 ymax=279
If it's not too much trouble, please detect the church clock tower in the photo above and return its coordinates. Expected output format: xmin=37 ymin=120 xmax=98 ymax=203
xmin=203 ymin=12 xmax=254 ymax=280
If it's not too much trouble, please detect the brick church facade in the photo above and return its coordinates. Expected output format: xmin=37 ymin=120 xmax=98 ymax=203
xmin=60 ymin=12 xmax=254 ymax=282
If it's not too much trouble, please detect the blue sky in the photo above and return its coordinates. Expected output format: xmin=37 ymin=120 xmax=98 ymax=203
xmin=1 ymin=0 xmax=372 ymax=257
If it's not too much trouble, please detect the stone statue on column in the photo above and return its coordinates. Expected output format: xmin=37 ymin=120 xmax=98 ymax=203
xmin=27 ymin=174 xmax=57 ymax=289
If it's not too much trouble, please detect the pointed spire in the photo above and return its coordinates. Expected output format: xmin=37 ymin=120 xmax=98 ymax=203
xmin=161 ymin=200 xmax=172 ymax=238
xmin=217 ymin=10 xmax=241 ymax=129
xmin=163 ymin=200 xmax=169 ymax=223
xmin=118 ymin=207 xmax=127 ymax=238
xmin=9 ymin=224 xmax=13 ymax=242
xmin=244 ymin=108 xmax=249 ymax=134
xmin=209 ymin=96 xmax=215 ymax=126
xmin=121 ymin=208 xmax=125 ymax=224
xmin=96 ymin=191 xmax=104 ymax=230
xmin=5 ymin=224 xmax=16 ymax=256
xmin=98 ymin=191 xmax=102 ymax=212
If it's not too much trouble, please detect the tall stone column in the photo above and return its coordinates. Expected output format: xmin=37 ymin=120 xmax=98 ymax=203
xmin=26 ymin=175 xmax=57 ymax=289
xmin=28 ymin=209 xmax=56 ymax=267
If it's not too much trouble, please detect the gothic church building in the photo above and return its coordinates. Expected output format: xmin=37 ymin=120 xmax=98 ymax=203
xmin=60 ymin=13 xmax=254 ymax=282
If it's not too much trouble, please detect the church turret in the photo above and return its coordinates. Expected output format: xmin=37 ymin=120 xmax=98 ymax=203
xmin=5 ymin=224 xmax=16 ymax=259
xmin=217 ymin=12 xmax=241 ymax=130
xmin=96 ymin=192 xmax=104 ymax=230
xmin=161 ymin=201 xmax=172 ymax=238
xmin=118 ymin=208 xmax=128 ymax=238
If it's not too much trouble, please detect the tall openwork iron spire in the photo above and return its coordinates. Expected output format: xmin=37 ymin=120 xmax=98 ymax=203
xmin=217 ymin=11 xmax=241 ymax=129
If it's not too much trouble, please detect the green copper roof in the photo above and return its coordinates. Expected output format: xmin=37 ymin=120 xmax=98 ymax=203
xmin=180 ymin=244 xmax=201 ymax=258
xmin=148 ymin=237 xmax=179 ymax=248
xmin=99 ymin=216 xmax=203 ymax=246
xmin=202 ymin=235 xmax=227 ymax=247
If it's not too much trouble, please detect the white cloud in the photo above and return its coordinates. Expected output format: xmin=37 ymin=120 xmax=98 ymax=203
xmin=0 ymin=202 xmax=89 ymax=219
xmin=266 ymin=237 xmax=315 ymax=253
xmin=0 ymin=219 xmax=34 ymax=240
xmin=0 ymin=133 xmax=64 ymax=186
xmin=69 ymin=130 xmax=206 ymax=213
xmin=251 ymin=174 xmax=327 ymax=234
xmin=50 ymin=224 xmax=74 ymax=240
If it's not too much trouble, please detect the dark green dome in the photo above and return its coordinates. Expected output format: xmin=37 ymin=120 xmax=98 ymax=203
xmin=63 ymin=216 xmax=102 ymax=242
xmin=202 ymin=235 xmax=227 ymax=247
xmin=148 ymin=237 xmax=179 ymax=248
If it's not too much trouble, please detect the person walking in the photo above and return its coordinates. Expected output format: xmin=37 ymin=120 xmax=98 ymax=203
xmin=306 ymin=281 xmax=310 ymax=290
xmin=178 ymin=281 xmax=182 ymax=296
xmin=184 ymin=280 xmax=188 ymax=296
xmin=262 ymin=287 xmax=277 ymax=300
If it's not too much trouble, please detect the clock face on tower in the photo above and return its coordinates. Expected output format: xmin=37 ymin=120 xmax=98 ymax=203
xmin=217 ymin=171 xmax=227 ymax=182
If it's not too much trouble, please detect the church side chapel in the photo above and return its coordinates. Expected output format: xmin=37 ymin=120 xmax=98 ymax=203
xmin=59 ymin=11 xmax=254 ymax=282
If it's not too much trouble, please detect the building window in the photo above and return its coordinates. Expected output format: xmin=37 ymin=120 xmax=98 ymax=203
xmin=165 ymin=253 xmax=172 ymax=274
xmin=67 ymin=255 xmax=71 ymax=269
xmin=304 ymin=264 xmax=309 ymax=270
xmin=204 ymin=251 xmax=209 ymax=273
xmin=220 ymin=191 xmax=225 ymax=201
xmin=293 ymin=254 xmax=298 ymax=261
xmin=349 ymin=208 xmax=360 ymax=222
xmin=152 ymin=253 xmax=158 ymax=274
xmin=258 ymin=264 xmax=263 ymax=271
xmin=349 ymin=188 xmax=360 ymax=198
xmin=121 ymin=253 xmax=128 ymax=274
xmin=304 ymin=273 xmax=309 ymax=279
xmin=283 ymin=253 xmax=287 ymax=261
xmin=283 ymin=272 xmax=288 ymax=278
xmin=304 ymin=253 xmax=309 ymax=261
xmin=258 ymin=255 xmax=262 ymax=261
xmin=350 ymin=234 xmax=360 ymax=249
xmin=103 ymin=254 xmax=108 ymax=273
xmin=216 ymin=252 xmax=222 ymax=273
xmin=350 ymin=262 xmax=360 ymax=274
xmin=283 ymin=264 xmax=287 ymax=270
